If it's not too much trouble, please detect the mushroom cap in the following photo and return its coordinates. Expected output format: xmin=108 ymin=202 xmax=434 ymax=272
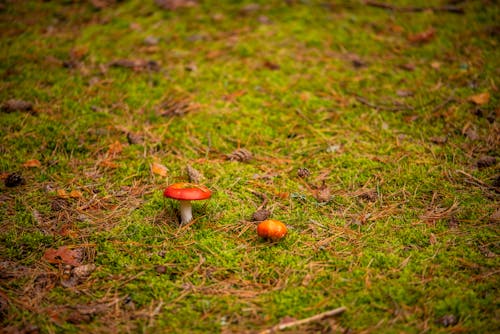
xmin=163 ymin=182 xmax=212 ymax=201
xmin=257 ymin=219 xmax=287 ymax=241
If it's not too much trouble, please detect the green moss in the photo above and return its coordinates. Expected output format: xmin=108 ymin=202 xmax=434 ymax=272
xmin=1 ymin=0 xmax=499 ymax=332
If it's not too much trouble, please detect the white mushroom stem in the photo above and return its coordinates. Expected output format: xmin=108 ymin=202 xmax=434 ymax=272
xmin=179 ymin=200 xmax=193 ymax=224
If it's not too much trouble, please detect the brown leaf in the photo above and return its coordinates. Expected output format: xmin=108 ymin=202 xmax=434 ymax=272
xmin=490 ymin=209 xmax=500 ymax=223
xmin=57 ymin=189 xmax=69 ymax=198
xmin=43 ymin=246 xmax=81 ymax=266
xmin=107 ymin=141 xmax=123 ymax=155
xmin=69 ymin=190 xmax=83 ymax=199
xmin=152 ymin=162 xmax=168 ymax=177
xmin=468 ymin=92 xmax=490 ymax=105
xmin=109 ymin=59 xmax=160 ymax=72
xmin=100 ymin=159 xmax=119 ymax=168
xmin=127 ymin=132 xmax=144 ymax=145
xmin=476 ymin=155 xmax=497 ymax=169
xmin=408 ymin=27 xmax=436 ymax=43
xmin=430 ymin=136 xmax=448 ymax=144
xmin=263 ymin=60 xmax=280 ymax=70
xmin=463 ymin=126 xmax=479 ymax=141
xmin=223 ymin=90 xmax=246 ymax=102
xmin=155 ymin=0 xmax=197 ymax=10
xmin=429 ymin=233 xmax=437 ymax=245
xmin=1 ymin=99 xmax=35 ymax=114
xmin=23 ymin=159 xmax=41 ymax=168
xmin=314 ymin=185 xmax=332 ymax=203
xmin=70 ymin=46 xmax=88 ymax=61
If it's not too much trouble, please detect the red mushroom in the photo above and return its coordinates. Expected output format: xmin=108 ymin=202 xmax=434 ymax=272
xmin=163 ymin=182 xmax=212 ymax=224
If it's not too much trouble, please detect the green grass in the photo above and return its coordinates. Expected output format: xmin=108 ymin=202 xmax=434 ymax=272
xmin=1 ymin=0 xmax=499 ymax=332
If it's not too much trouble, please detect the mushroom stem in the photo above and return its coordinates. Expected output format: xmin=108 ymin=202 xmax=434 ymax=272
xmin=179 ymin=200 xmax=193 ymax=224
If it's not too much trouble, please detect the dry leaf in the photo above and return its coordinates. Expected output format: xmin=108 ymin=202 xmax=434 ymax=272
xmin=152 ymin=162 xmax=168 ymax=177
xmin=69 ymin=190 xmax=83 ymax=199
xmin=468 ymin=92 xmax=490 ymax=105
xmin=107 ymin=141 xmax=123 ymax=155
xmin=57 ymin=189 xmax=69 ymax=198
xmin=100 ymin=159 xmax=119 ymax=168
xmin=23 ymin=159 xmax=41 ymax=168
xmin=155 ymin=0 xmax=198 ymax=10
xmin=430 ymin=61 xmax=441 ymax=69
xmin=223 ymin=90 xmax=246 ymax=102
xmin=1 ymin=99 xmax=35 ymax=114
xmin=489 ymin=209 xmax=500 ymax=223
xmin=43 ymin=246 xmax=81 ymax=266
xmin=408 ymin=27 xmax=436 ymax=43
xmin=430 ymin=233 xmax=437 ymax=245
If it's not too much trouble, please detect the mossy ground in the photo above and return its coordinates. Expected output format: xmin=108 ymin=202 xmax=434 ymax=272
xmin=1 ymin=0 xmax=499 ymax=333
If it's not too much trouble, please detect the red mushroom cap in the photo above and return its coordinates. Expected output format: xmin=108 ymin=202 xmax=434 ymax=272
xmin=163 ymin=182 xmax=212 ymax=201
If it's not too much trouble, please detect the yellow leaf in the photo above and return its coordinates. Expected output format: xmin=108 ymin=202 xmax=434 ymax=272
xmin=469 ymin=92 xmax=490 ymax=105
xmin=23 ymin=159 xmax=41 ymax=168
xmin=57 ymin=189 xmax=69 ymax=198
xmin=69 ymin=190 xmax=83 ymax=198
xmin=151 ymin=162 xmax=168 ymax=177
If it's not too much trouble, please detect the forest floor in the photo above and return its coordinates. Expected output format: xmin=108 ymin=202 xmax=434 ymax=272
xmin=0 ymin=0 xmax=499 ymax=333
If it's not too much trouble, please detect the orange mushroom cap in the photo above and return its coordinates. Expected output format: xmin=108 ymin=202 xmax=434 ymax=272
xmin=257 ymin=219 xmax=287 ymax=241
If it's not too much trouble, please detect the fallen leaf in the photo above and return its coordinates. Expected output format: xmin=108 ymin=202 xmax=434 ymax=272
xmin=223 ymin=90 xmax=246 ymax=102
xmin=107 ymin=141 xmax=123 ymax=155
xmin=61 ymin=264 xmax=96 ymax=288
xmin=468 ymin=92 xmax=490 ymax=105
xmin=430 ymin=233 xmax=437 ymax=245
xmin=430 ymin=61 xmax=441 ymax=69
xmin=23 ymin=159 xmax=41 ymax=168
xmin=1 ymin=99 xmax=35 ymax=114
xmin=155 ymin=0 xmax=197 ymax=10
xmin=151 ymin=162 xmax=168 ymax=177
xmin=70 ymin=46 xmax=88 ymax=61
xmin=43 ymin=246 xmax=81 ymax=266
xmin=127 ymin=132 xmax=144 ymax=145
xmin=100 ymin=159 xmax=119 ymax=168
xmin=263 ymin=60 xmax=280 ymax=70
xmin=57 ymin=189 xmax=69 ymax=198
xmin=69 ymin=190 xmax=83 ymax=198
xmin=489 ymin=209 xmax=500 ymax=223
xmin=408 ymin=27 xmax=436 ymax=43
xmin=314 ymin=186 xmax=331 ymax=203
xmin=430 ymin=136 xmax=448 ymax=144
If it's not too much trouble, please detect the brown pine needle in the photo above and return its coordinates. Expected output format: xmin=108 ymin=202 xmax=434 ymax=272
xmin=259 ymin=306 xmax=347 ymax=334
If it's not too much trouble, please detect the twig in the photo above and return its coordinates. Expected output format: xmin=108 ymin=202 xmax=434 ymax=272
xmin=250 ymin=190 xmax=269 ymax=210
xmin=354 ymin=95 xmax=415 ymax=111
xmin=364 ymin=0 xmax=464 ymax=14
xmin=259 ymin=306 xmax=347 ymax=334
xmin=430 ymin=95 xmax=457 ymax=113
xmin=456 ymin=170 xmax=500 ymax=195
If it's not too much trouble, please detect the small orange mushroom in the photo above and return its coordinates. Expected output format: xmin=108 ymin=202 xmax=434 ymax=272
xmin=257 ymin=219 xmax=287 ymax=241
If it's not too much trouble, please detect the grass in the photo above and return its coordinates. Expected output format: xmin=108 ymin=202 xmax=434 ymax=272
xmin=1 ymin=0 xmax=499 ymax=332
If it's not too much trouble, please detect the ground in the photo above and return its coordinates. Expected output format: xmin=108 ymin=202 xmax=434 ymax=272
xmin=0 ymin=0 xmax=499 ymax=333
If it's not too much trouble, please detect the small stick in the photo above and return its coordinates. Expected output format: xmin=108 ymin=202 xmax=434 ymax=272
xmin=364 ymin=0 xmax=464 ymax=14
xmin=259 ymin=306 xmax=347 ymax=334
xmin=354 ymin=95 xmax=415 ymax=112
